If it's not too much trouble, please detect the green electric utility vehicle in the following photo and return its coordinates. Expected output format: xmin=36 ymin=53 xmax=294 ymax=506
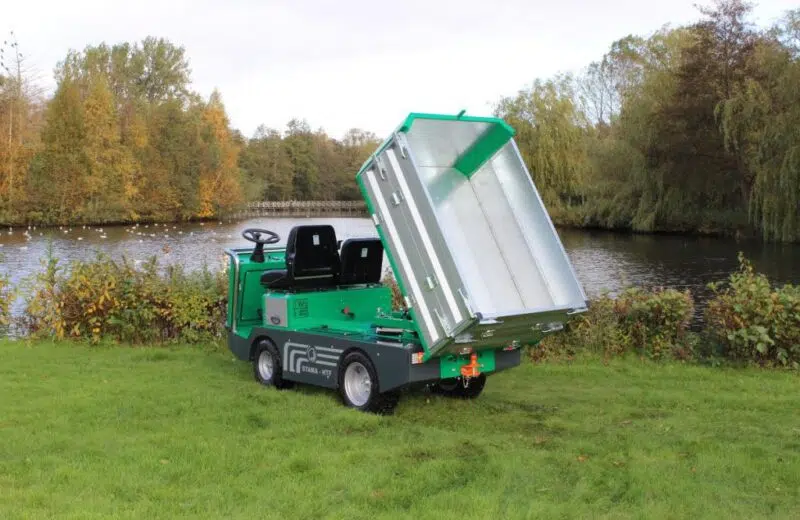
xmin=225 ymin=112 xmax=588 ymax=414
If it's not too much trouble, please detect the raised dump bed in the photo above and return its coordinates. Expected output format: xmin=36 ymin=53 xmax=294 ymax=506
xmin=357 ymin=112 xmax=588 ymax=358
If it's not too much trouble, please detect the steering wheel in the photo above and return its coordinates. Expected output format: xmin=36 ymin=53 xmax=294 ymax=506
xmin=241 ymin=228 xmax=280 ymax=245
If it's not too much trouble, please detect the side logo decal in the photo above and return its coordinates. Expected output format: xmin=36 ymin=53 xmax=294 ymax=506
xmin=283 ymin=341 xmax=343 ymax=378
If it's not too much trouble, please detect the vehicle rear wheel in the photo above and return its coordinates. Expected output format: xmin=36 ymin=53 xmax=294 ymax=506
xmin=432 ymin=374 xmax=487 ymax=399
xmin=339 ymin=351 xmax=399 ymax=415
xmin=252 ymin=340 xmax=293 ymax=389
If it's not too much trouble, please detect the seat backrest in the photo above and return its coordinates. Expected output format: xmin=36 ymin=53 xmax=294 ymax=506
xmin=286 ymin=225 xmax=340 ymax=287
xmin=339 ymin=238 xmax=383 ymax=285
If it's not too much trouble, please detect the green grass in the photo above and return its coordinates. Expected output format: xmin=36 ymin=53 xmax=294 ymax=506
xmin=1 ymin=341 xmax=798 ymax=519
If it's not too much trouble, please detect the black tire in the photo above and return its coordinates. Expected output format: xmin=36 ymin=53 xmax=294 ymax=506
xmin=252 ymin=340 xmax=293 ymax=389
xmin=431 ymin=374 xmax=487 ymax=399
xmin=338 ymin=351 xmax=400 ymax=415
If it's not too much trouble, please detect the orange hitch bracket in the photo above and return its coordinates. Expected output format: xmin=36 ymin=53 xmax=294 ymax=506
xmin=460 ymin=353 xmax=482 ymax=378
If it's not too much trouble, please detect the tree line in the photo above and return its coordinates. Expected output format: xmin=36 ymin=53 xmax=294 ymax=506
xmin=0 ymin=36 xmax=380 ymax=225
xmin=496 ymin=1 xmax=800 ymax=242
xmin=238 ymin=123 xmax=379 ymax=203
xmin=1 ymin=0 xmax=799 ymax=242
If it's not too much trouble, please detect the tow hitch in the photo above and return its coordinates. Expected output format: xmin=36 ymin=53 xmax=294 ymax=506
xmin=460 ymin=353 xmax=482 ymax=382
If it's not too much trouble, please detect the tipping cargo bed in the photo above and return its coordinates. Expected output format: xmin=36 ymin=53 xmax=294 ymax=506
xmin=357 ymin=112 xmax=588 ymax=358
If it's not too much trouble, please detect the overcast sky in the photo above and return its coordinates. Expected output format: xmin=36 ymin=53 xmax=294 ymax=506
xmin=5 ymin=0 xmax=797 ymax=139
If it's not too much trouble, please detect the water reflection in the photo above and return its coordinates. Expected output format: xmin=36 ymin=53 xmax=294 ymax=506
xmin=559 ymin=228 xmax=800 ymax=298
xmin=1 ymin=219 xmax=798 ymax=312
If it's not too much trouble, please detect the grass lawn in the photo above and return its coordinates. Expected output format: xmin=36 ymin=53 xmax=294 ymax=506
xmin=1 ymin=341 xmax=798 ymax=519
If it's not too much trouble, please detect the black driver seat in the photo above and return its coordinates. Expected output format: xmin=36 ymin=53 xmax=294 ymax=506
xmin=261 ymin=225 xmax=340 ymax=290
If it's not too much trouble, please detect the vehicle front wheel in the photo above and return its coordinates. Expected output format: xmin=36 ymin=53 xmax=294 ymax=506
xmin=431 ymin=374 xmax=486 ymax=399
xmin=339 ymin=351 xmax=399 ymax=415
xmin=252 ymin=340 xmax=293 ymax=389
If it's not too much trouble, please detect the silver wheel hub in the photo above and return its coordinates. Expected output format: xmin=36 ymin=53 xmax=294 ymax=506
xmin=344 ymin=362 xmax=372 ymax=407
xmin=257 ymin=350 xmax=274 ymax=381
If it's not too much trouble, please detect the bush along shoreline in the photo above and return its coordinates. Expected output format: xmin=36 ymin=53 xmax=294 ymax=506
xmin=537 ymin=254 xmax=799 ymax=368
xmin=11 ymin=250 xmax=227 ymax=344
xmin=0 ymin=253 xmax=797 ymax=369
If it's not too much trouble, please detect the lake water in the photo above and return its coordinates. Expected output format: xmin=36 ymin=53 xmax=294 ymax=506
xmin=1 ymin=217 xmax=799 ymax=314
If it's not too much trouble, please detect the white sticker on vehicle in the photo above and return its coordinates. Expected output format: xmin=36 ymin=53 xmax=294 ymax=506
xmin=283 ymin=341 xmax=343 ymax=378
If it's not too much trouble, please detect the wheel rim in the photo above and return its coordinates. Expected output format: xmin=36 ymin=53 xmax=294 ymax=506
xmin=344 ymin=362 xmax=372 ymax=407
xmin=257 ymin=350 xmax=274 ymax=381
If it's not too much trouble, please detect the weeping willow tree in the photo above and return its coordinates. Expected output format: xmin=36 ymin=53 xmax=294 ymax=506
xmin=718 ymin=24 xmax=800 ymax=242
xmin=610 ymin=28 xmax=693 ymax=232
xmin=492 ymin=1 xmax=800 ymax=241
xmin=494 ymin=76 xmax=589 ymax=217
xmin=566 ymin=27 xmax=692 ymax=231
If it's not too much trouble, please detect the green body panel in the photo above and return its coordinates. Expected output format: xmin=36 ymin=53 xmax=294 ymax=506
xmin=263 ymin=286 xmax=392 ymax=332
xmin=236 ymin=325 xmax=254 ymax=342
xmin=439 ymin=350 xmax=497 ymax=379
xmin=453 ymin=121 xmax=516 ymax=178
xmin=226 ymin=264 xmax=235 ymax=330
xmin=227 ymin=249 xmax=286 ymax=331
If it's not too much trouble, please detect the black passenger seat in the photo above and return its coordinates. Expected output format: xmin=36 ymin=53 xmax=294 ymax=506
xmin=338 ymin=238 xmax=383 ymax=285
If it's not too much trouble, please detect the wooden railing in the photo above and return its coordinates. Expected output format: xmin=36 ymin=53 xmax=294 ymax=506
xmin=230 ymin=200 xmax=368 ymax=218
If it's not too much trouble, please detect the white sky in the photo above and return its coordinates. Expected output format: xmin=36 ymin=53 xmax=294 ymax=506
xmin=4 ymin=0 xmax=797 ymax=139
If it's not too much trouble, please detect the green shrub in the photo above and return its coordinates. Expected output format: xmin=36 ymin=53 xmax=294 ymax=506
xmin=614 ymin=287 xmax=695 ymax=359
xmin=532 ymin=293 xmax=624 ymax=361
xmin=534 ymin=287 xmax=695 ymax=361
xmin=18 ymin=250 xmax=63 ymax=337
xmin=21 ymin=251 xmax=227 ymax=344
xmin=705 ymin=253 xmax=800 ymax=367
